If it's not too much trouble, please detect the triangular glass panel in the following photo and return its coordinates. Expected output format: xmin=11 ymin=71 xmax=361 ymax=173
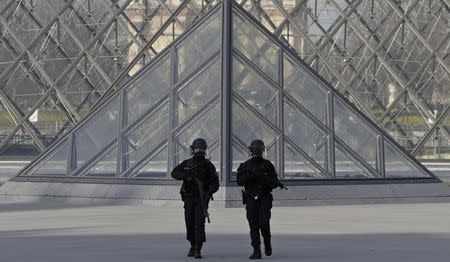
xmin=384 ymin=139 xmax=431 ymax=178
xmin=177 ymin=11 xmax=222 ymax=80
xmin=283 ymin=54 xmax=328 ymax=123
xmin=233 ymin=55 xmax=278 ymax=125
xmin=233 ymin=10 xmax=279 ymax=82
xmin=125 ymin=104 xmax=169 ymax=167
xmin=176 ymin=57 xmax=221 ymax=123
xmin=131 ymin=145 xmax=168 ymax=179
xmin=232 ymin=101 xmax=277 ymax=149
xmin=29 ymin=139 xmax=69 ymax=176
xmin=284 ymin=142 xmax=323 ymax=180
xmin=74 ymin=97 xmax=119 ymax=169
xmin=126 ymin=54 xmax=171 ymax=124
xmin=82 ymin=145 xmax=118 ymax=177
xmin=334 ymin=144 xmax=375 ymax=179
xmin=333 ymin=96 xmax=378 ymax=169
xmin=284 ymin=101 xmax=327 ymax=169
xmin=152 ymin=21 xmax=184 ymax=54
xmin=278 ymin=22 xmax=317 ymax=60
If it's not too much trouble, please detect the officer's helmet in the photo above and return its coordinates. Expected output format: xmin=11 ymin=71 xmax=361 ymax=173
xmin=190 ymin=138 xmax=208 ymax=155
xmin=248 ymin=139 xmax=265 ymax=157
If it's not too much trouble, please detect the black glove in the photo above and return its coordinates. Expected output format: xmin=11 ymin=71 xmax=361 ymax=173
xmin=207 ymin=193 xmax=214 ymax=201
xmin=278 ymin=182 xmax=288 ymax=190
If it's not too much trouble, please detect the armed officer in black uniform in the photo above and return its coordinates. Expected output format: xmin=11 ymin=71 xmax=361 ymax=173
xmin=171 ymin=138 xmax=219 ymax=259
xmin=237 ymin=139 xmax=286 ymax=259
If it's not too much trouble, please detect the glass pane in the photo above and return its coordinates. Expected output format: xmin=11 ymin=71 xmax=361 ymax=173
xmin=384 ymin=140 xmax=431 ymax=178
xmin=132 ymin=146 xmax=168 ymax=179
xmin=335 ymin=145 xmax=373 ymax=179
xmin=284 ymin=55 xmax=328 ymax=123
xmin=232 ymin=101 xmax=277 ymax=147
xmin=231 ymin=142 xmax=249 ymax=181
xmin=75 ymin=98 xmax=120 ymax=169
xmin=126 ymin=55 xmax=171 ymax=124
xmin=232 ymin=100 xmax=279 ymax=179
xmin=176 ymin=58 xmax=221 ymax=123
xmin=0 ymin=102 xmax=17 ymax=136
xmin=125 ymin=104 xmax=169 ymax=167
xmin=207 ymin=144 xmax=221 ymax=174
xmin=174 ymin=103 xmax=221 ymax=166
xmin=264 ymin=138 xmax=279 ymax=174
xmin=233 ymin=11 xmax=279 ymax=81
xmin=83 ymin=145 xmax=117 ymax=177
xmin=333 ymin=97 xmax=378 ymax=168
xmin=177 ymin=12 xmax=221 ymax=79
xmin=284 ymin=143 xmax=322 ymax=180
xmin=233 ymin=56 xmax=278 ymax=125
xmin=31 ymin=141 xmax=68 ymax=176
xmin=284 ymin=102 xmax=327 ymax=169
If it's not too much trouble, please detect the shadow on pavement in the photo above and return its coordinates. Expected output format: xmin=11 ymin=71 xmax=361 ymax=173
xmin=1 ymin=231 xmax=450 ymax=262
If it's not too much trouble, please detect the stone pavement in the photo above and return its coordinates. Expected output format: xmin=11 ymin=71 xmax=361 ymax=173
xmin=1 ymin=198 xmax=450 ymax=262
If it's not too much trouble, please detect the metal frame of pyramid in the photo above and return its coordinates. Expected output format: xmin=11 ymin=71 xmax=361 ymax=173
xmin=11 ymin=0 xmax=440 ymax=186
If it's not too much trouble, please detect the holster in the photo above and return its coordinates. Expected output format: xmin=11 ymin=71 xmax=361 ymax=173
xmin=241 ymin=190 xmax=248 ymax=205
xmin=179 ymin=187 xmax=186 ymax=202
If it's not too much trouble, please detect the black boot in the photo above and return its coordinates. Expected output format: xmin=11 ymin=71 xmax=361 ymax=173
xmin=249 ymin=245 xmax=262 ymax=259
xmin=187 ymin=242 xmax=195 ymax=257
xmin=194 ymin=243 xmax=203 ymax=259
xmin=187 ymin=247 xmax=195 ymax=257
xmin=264 ymin=237 xmax=272 ymax=256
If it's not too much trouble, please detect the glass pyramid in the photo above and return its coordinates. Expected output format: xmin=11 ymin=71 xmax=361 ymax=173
xmin=13 ymin=1 xmax=437 ymax=184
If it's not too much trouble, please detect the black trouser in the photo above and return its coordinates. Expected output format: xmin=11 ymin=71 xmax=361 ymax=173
xmin=245 ymin=193 xmax=273 ymax=247
xmin=184 ymin=197 xmax=208 ymax=246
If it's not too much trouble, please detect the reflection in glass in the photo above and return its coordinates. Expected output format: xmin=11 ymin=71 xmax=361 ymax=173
xmin=384 ymin=140 xmax=429 ymax=178
xmin=284 ymin=143 xmax=321 ymax=179
xmin=84 ymin=145 xmax=117 ymax=177
xmin=233 ymin=56 xmax=278 ymax=124
xmin=334 ymin=98 xmax=378 ymax=168
xmin=284 ymin=55 xmax=327 ymax=123
xmin=334 ymin=145 xmax=373 ymax=178
xmin=176 ymin=58 xmax=221 ymax=123
xmin=177 ymin=13 xmax=222 ymax=79
xmin=232 ymin=101 xmax=276 ymax=147
xmin=126 ymin=56 xmax=170 ymax=124
xmin=284 ymin=102 xmax=327 ymax=169
xmin=75 ymin=98 xmax=119 ymax=169
xmin=233 ymin=12 xmax=279 ymax=81
xmin=125 ymin=105 xmax=169 ymax=167
xmin=31 ymin=141 xmax=68 ymax=176
xmin=132 ymin=146 xmax=168 ymax=179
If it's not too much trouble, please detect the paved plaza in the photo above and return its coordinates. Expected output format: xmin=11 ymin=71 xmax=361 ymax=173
xmin=1 ymin=197 xmax=450 ymax=262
